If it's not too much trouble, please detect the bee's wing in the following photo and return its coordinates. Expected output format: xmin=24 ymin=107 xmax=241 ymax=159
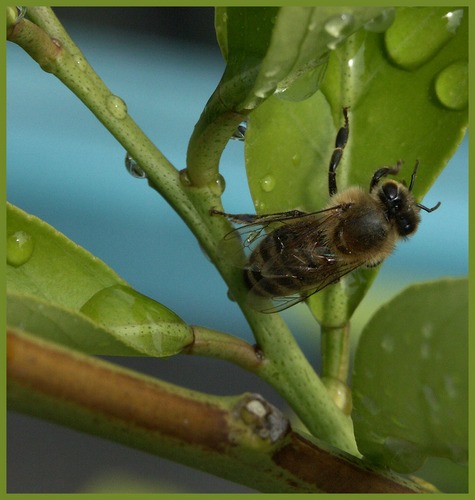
xmin=219 ymin=207 xmax=334 ymax=250
xmin=240 ymin=206 xmax=364 ymax=313
xmin=251 ymin=259 xmax=364 ymax=313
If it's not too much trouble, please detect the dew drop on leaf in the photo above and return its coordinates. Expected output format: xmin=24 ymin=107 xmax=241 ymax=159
xmin=444 ymin=9 xmax=464 ymax=34
xmin=260 ymin=174 xmax=276 ymax=193
xmin=80 ymin=285 xmax=192 ymax=357
xmin=364 ymin=8 xmax=395 ymax=33
xmin=324 ymin=13 xmax=355 ymax=38
xmin=324 ymin=13 xmax=355 ymax=49
xmin=7 ymin=230 xmax=34 ymax=267
xmin=384 ymin=7 xmax=462 ymax=70
xmin=380 ymin=334 xmax=394 ymax=353
xmin=16 ymin=6 xmax=27 ymax=22
xmin=291 ymin=153 xmax=301 ymax=167
xmin=434 ymin=60 xmax=468 ymax=110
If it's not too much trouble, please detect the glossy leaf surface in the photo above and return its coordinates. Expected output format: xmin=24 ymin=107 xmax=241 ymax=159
xmin=7 ymin=203 xmax=192 ymax=357
xmin=352 ymin=278 xmax=468 ymax=473
xmin=214 ymin=7 xmax=388 ymax=111
xmin=244 ymin=7 xmax=467 ymax=321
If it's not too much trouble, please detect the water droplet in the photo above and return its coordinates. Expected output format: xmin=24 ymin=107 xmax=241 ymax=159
xmin=259 ymin=174 xmax=276 ymax=193
xmin=385 ymin=8 xmax=461 ymax=70
xmin=245 ymin=230 xmax=260 ymax=247
xmin=364 ymin=8 xmax=395 ymax=33
xmin=324 ymin=13 xmax=355 ymax=38
xmin=434 ymin=60 xmax=468 ymax=110
xmin=420 ymin=341 xmax=430 ymax=359
xmin=381 ymin=334 xmax=394 ymax=353
xmin=125 ymin=152 xmax=146 ymax=178
xmin=7 ymin=230 xmax=34 ymax=267
xmin=80 ymin=285 xmax=192 ymax=357
xmin=106 ymin=94 xmax=128 ymax=120
xmin=179 ymin=168 xmax=192 ymax=187
xmin=444 ymin=9 xmax=464 ymax=34
xmin=422 ymin=384 xmax=440 ymax=413
xmin=421 ymin=322 xmax=433 ymax=339
xmin=322 ymin=377 xmax=352 ymax=414
xmin=72 ymin=53 xmax=87 ymax=72
xmin=231 ymin=122 xmax=247 ymax=141
xmin=208 ymin=174 xmax=226 ymax=196
xmin=254 ymin=200 xmax=265 ymax=212
xmin=15 ymin=6 xmax=27 ymax=22
xmin=324 ymin=13 xmax=354 ymax=49
xmin=291 ymin=153 xmax=301 ymax=167
xmin=443 ymin=374 xmax=459 ymax=399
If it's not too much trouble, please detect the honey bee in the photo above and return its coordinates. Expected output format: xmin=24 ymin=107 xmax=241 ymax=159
xmin=211 ymin=108 xmax=441 ymax=312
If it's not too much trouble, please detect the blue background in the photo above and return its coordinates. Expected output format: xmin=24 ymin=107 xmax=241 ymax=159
xmin=7 ymin=12 xmax=468 ymax=493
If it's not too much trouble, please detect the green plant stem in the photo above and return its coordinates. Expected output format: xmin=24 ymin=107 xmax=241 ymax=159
xmin=186 ymin=107 xmax=246 ymax=187
xmin=8 ymin=7 xmax=358 ymax=455
xmin=190 ymin=322 xmax=357 ymax=452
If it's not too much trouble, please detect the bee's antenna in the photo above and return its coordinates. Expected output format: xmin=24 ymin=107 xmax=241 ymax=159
xmin=409 ymin=160 xmax=441 ymax=212
xmin=417 ymin=201 xmax=441 ymax=213
xmin=408 ymin=160 xmax=420 ymax=192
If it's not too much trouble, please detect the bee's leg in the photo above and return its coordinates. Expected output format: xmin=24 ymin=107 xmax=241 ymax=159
xmin=210 ymin=208 xmax=308 ymax=224
xmin=369 ymin=161 xmax=402 ymax=192
xmin=209 ymin=209 xmax=259 ymax=224
xmin=328 ymin=107 xmax=350 ymax=197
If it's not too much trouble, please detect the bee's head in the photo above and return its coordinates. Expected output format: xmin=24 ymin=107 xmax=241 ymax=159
xmin=378 ymin=180 xmax=421 ymax=236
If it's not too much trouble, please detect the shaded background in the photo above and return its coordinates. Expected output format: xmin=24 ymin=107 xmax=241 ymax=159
xmin=7 ymin=7 xmax=468 ymax=493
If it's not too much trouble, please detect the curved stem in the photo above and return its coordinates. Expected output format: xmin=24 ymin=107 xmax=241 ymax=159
xmin=187 ymin=325 xmax=263 ymax=372
xmin=8 ymin=7 xmax=358 ymax=455
xmin=186 ymin=106 xmax=246 ymax=187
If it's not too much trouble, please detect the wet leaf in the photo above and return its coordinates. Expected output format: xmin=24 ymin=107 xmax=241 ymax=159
xmin=214 ymin=7 xmax=388 ymax=111
xmin=7 ymin=202 xmax=126 ymax=309
xmin=7 ymin=203 xmax=193 ymax=357
xmin=244 ymin=7 xmax=467 ymax=321
xmin=80 ymin=285 xmax=193 ymax=357
xmin=352 ymin=278 xmax=468 ymax=473
xmin=7 ymin=292 xmax=142 ymax=356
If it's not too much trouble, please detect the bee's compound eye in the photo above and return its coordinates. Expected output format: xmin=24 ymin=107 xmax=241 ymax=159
xmin=397 ymin=216 xmax=417 ymax=235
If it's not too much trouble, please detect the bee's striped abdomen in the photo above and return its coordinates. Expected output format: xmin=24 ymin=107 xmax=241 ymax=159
xmin=244 ymin=224 xmax=329 ymax=298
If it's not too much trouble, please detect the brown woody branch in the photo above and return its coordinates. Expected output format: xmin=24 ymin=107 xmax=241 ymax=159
xmin=7 ymin=330 xmax=435 ymax=493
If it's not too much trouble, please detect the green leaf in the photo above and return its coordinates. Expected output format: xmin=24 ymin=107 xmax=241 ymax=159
xmin=352 ymin=278 xmax=468 ymax=473
xmin=7 ymin=292 xmax=142 ymax=356
xmin=7 ymin=202 xmax=126 ymax=310
xmin=7 ymin=203 xmax=193 ymax=357
xmin=80 ymin=285 xmax=193 ymax=357
xmin=214 ymin=7 xmax=389 ymax=111
xmin=244 ymin=7 xmax=467 ymax=321
xmin=187 ymin=7 xmax=389 ymax=187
